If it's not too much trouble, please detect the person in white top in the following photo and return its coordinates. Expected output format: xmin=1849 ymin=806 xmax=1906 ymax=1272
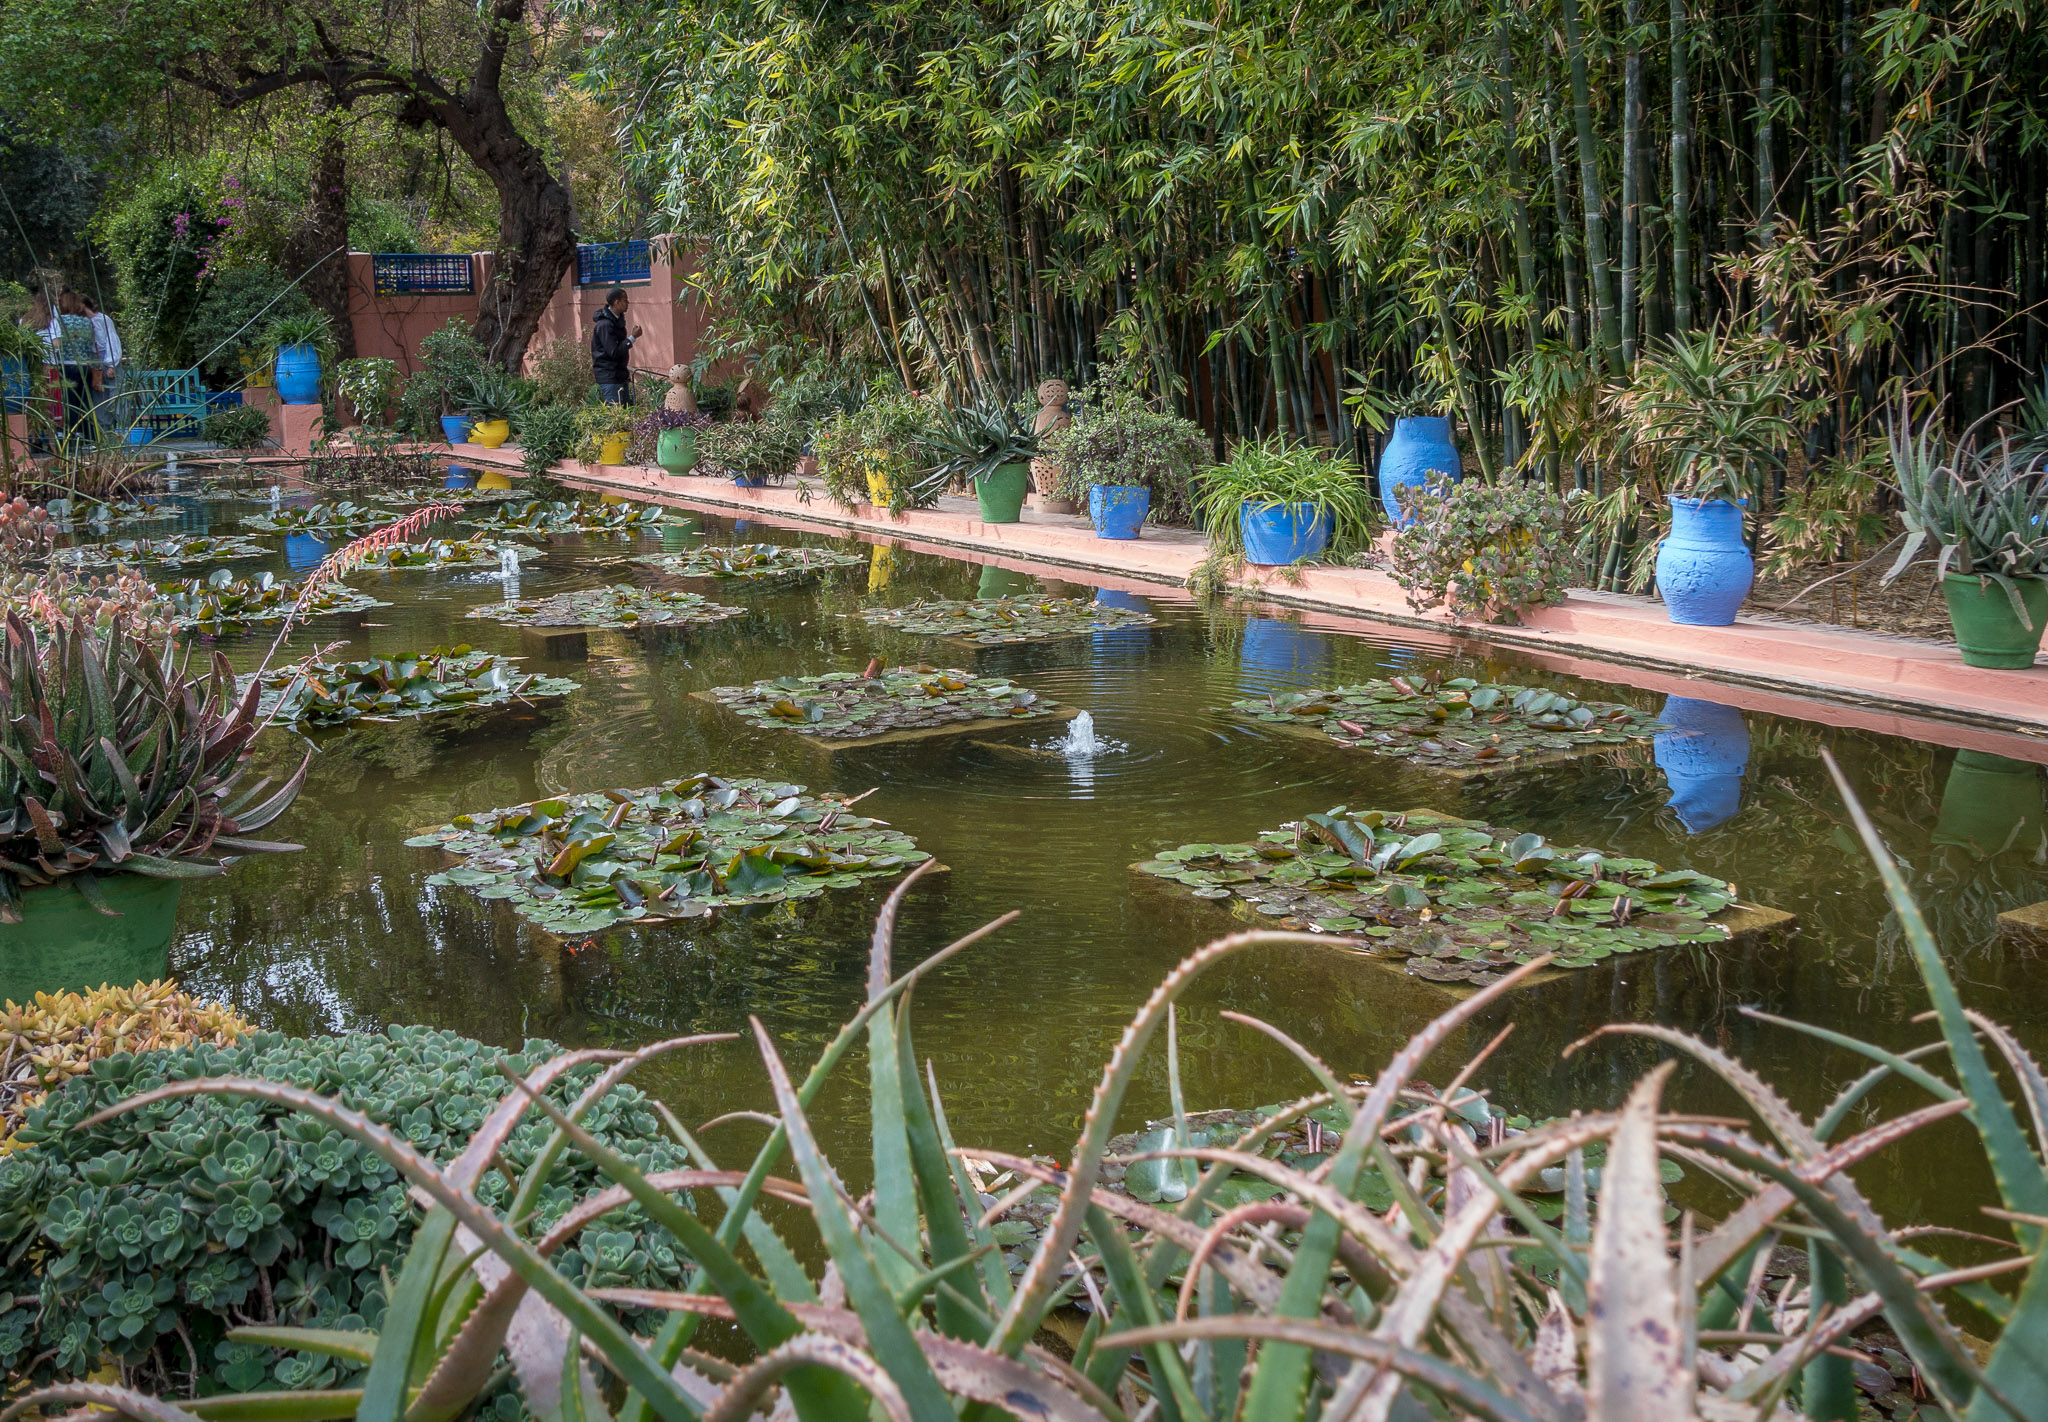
xmin=81 ymin=294 xmax=123 ymax=433
xmin=45 ymin=290 xmax=104 ymax=436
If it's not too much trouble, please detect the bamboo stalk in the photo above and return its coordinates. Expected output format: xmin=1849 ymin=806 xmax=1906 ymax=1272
xmin=1669 ymin=0 xmax=1696 ymax=331
xmin=1561 ymin=0 xmax=1626 ymax=376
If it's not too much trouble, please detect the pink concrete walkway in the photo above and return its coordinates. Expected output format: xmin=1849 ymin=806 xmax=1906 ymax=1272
xmin=438 ymin=442 xmax=2048 ymax=756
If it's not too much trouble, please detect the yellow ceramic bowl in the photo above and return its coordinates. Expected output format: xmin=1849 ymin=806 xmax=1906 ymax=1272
xmin=469 ymin=418 xmax=511 ymax=449
xmin=598 ymin=433 xmax=631 ymax=466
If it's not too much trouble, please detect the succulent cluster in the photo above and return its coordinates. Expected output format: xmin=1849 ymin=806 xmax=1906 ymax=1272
xmin=0 ymin=615 xmax=307 ymax=917
xmin=0 ymin=1025 xmax=696 ymax=1391
xmin=0 ymin=566 xmax=178 ymax=641
xmin=0 ymin=496 xmax=56 ymax=562
xmin=0 ymin=979 xmax=250 ymax=1141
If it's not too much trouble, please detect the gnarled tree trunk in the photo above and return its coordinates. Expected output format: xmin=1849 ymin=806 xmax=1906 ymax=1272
xmin=284 ymin=116 xmax=357 ymax=361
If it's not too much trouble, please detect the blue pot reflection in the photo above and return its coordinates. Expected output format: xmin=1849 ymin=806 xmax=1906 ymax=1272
xmin=1654 ymin=695 xmax=1749 ymax=833
xmin=285 ymin=533 xmax=332 ymax=572
xmin=1091 ymin=588 xmax=1153 ymax=662
xmin=1239 ymin=615 xmax=1330 ymax=693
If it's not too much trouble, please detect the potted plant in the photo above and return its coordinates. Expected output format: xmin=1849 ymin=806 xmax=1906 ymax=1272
xmin=334 ymin=356 xmax=400 ymax=429
xmin=513 ymin=402 xmax=580 ymax=477
xmin=460 ymin=368 xmax=531 ymax=449
xmin=1375 ymin=395 xmax=1463 ymax=526
xmin=924 ymin=396 xmax=1039 ymax=523
xmin=572 ymin=400 xmax=637 ymax=466
xmin=1193 ymin=437 xmax=1372 ymax=565
xmin=0 ymin=614 xmax=306 ymax=993
xmin=397 ymin=319 xmax=491 ymax=444
xmin=637 ymin=407 xmax=712 ymax=475
xmin=815 ymin=386 xmax=931 ymax=513
xmin=261 ymin=311 xmax=336 ymax=406
xmin=696 ymin=408 xmax=809 ymax=487
xmin=1386 ymin=474 xmax=1572 ymax=623
xmin=1039 ymin=363 xmax=1207 ymax=540
xmin=1614 ymin=328 xmax=1809 ymax=626
xmin=1883 ymin=404 xmax=2048 ymax=668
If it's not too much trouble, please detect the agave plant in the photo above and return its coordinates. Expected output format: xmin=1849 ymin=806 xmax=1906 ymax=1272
xmin=919 ymin=393 xmax=1039 ymax=492
xmin=16 ymin=765 xmax=2048 ymax=1421
xmin=1883 ymin=397 xmax=2048 ymax=618
xmin=0 ymin=613 xmax=307 ymax=919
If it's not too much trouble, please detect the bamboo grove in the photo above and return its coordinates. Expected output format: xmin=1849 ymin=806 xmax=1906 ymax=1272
xmin=578 ymin=0 xmax=2047 ymax=563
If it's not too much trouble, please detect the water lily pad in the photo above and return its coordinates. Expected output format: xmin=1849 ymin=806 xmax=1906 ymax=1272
xmin=463 ymin=499 xmax=673 ymax=536
xmin=632 ymin=542 xmax=865 ymax=581
xmin=411 ymin=773 xmax=930 ymax=931
xmin=1228 ymin=675 xmax=1662 ymax=772
xmin=55 ymin=534 xmax=270 ymax=571
xmin=466 ymin=584 xmax=743 ymax=631
xmin=699 ymin=665 xmax=1067 ymax=741
xmin=244 ymin=645 xmax=578 ymax=726
xmin=354 ymin=538 xmax=534 ymax=571
xmin=163 ymin=568 xmax=387 ymax=630
xmin=851 ymin=596 xmax=1156 ymax=645
xmin=240 ymin=500 xmax=400 ymax=534
xmin=1136 ymin=806 xmax=1738 ymax=978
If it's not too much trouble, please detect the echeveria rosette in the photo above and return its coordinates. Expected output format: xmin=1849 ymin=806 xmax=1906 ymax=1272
xmin=706 ymin=666 xmax=1062 ymax=739
xmin=243 ymin=645 xmax=578 ymax=727
xmin=164 ymin=569 xmax=387 ymax=630
xmin=852 ymin=596 xmax=1157 ymax=644
xmin=1137 ymin=807 xmax=1737 ymax=983
xmin=461 ymin=499 xmax=672 ymax=536
xmin=1229 ymin=676 xmax=1662 ymax=770
xmin=406 ymin=774 xmax=929 ymax=933
xmin=54 ymin=535 xmax=270 ymax=571
xmin=465 ymin=584 xmax=742 ymax=630
xmin=632 ymin=542 xmax=865 ymax=581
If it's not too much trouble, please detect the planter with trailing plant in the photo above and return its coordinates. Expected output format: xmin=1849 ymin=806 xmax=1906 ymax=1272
xmin=926 ymin=397 xmax=1038 ymax=523
xmin=460 ymin=368 xmax=530 ymax=449
xmin=0 ymin=614 xmax=306 ymax=997
xmin=574 ymin=400 xmax=638 ymax=467
xmin=1883 ymin=403 xmax=2048 ymax=668
xmin=815 ymin=387 xmax=932 ymax=514
xmin=261 ymin=312 xmax=335 ymax=406
xmin=1195 ymin=437 xmax=1371 ymax=565
xmin=697 ymin=409 xmax=810 ymax=487
xmin=1039 ymin=359 xmax=1208 ymax=540
xmin=1387 ymin=473 xmax=1571 ymax=623
xmin=637 ymin=407 xmax=712 ymax=475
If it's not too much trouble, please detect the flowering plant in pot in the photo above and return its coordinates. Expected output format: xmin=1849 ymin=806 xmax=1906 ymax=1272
xmin=635 ymin=406 xmax=713 ymax=475
xmin=0 ymin=613 xmax=307 ymax=991
xmin=572 ymin=400 xmax=637 ymax=466
xmin=921 ymin=395 xmax=1039 ymax=522
xmin=1040 ymin=356 xmax=1208 ymax=538
xmin=1611 ymin=327 xmax=1810 ymax=626
xmin=814 ymin=385 xmax=932 ymax=513
xmin=1192 ymin=437 xmax=1371 ymax=565
xmin=1882 ymin=402 xmax=2048 ymax=668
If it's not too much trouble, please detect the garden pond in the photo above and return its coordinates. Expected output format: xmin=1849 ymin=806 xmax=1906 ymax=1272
xmin=25 ymin=476 xmax=2048 ymax=1243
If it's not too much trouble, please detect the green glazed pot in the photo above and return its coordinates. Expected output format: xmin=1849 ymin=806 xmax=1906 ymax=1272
xmin=1942 ymin=573 xmax=2048 ymax=669
xmin=975 ymin=462 xmax=1031 ymax=524
xmin=657 ymin=427 xmax=698 ymax=475
xmin=0 ymin=874 xmax=183 ymax=1002
xmin=1933 ymin=750 xmax=2045 ymax=854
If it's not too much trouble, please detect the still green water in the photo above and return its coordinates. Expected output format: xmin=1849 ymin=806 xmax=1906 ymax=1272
xmin=63 ymin=486 xmax=2048 ymax=1236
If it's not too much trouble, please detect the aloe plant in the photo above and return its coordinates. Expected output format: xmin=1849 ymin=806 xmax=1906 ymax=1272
xmin=1884 ymin=398 xmax=2048 ymax=620
xmin=0 ymin=613 xmax=307 ymax=918
xmin=18 ymin=771 xmax=2048 ymax=1421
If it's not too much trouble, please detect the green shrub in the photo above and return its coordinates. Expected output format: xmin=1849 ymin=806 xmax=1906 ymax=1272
xmin=514 ymin=401 xmax=580 ymax=474
xmin=203 ymin=406 xmax=272 ymax=450
xmin=1388 ymin=474 xmax=1576 ymax=623
xmin=1039 ymin=359 xmax=1208 ymax=521
xmin=525 ymin=336 xmax=594 ymax=408
xmin=0 ymin=1026 xmax=695 ymax=1392
xmin=185 ymin=266 xmax=318 ymax=385
xmin=695 ymin=410 xmax=808 ymax=481
xmin=334 ymin=357 xmax=400 ymax=428
xmin=397 ymin=319 xmax=490 ymax=438
xmin=813 ymin=385 xmax=933 ymax=511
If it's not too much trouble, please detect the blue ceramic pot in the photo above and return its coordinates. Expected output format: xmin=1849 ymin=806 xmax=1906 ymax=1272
xmin=1656 ymin=496 xmax=1754 ymax=625
xmin=1377 ymin=415 xmax=1462 ymax=524
xmin=284 ymin=533 xmax=332 ymax=572
xmin=1240 ymin=615 xmax=1332 ymax=692
xmin=1089 ymin=485 xmax=1150 ymax=540
xmin=1653 ymin=695 xmax=1748 ymax=833
xmin=1239 ymin=502 xmax=1330 ymax=565
xmin=444 ymin=465 xmax=479 ymax=490
xmin=440 ymin=414 xmax=475 ymax=444
xmin=126 ymin=425 xmax=155 ymax=446
xmin=734 ymin=474 xmax=768 ymax=488
xmin=274 ymin=344 xmax=322 ymax=405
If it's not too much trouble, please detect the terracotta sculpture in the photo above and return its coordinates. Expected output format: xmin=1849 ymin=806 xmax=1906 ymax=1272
xmin=1030 ymin=377 xmax=1074 ymax=508
xmin=663 ymin=365 xmax=699 ymax=414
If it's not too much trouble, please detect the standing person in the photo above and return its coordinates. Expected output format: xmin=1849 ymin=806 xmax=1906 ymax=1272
xmin=45 ymin=290 xmax=104 ymax=438
xmin=81 ymin=294 xmax=123 ymax=435
xmin=590 ymin=287 xmax=642 ymax=405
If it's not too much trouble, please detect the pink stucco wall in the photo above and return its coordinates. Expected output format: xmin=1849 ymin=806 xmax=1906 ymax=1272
xmin=345 ymin=242 xmax=718 ymax=384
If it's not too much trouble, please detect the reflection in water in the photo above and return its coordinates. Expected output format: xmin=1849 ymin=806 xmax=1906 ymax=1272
xmin=977 ymin=564 xmax=1031 ymax=599
xmin=1238 ymin=615 xmax=1331 ymax=694
xmin=1934 ymin=751 xmax=2045 ymax=855
xmin=285 ymin=532 xmax=331 ymax=571
xmin=869 ymin=543 xmax=897 ymax=591
xmin=1654 ymin=695 xmax=1750 ymax=832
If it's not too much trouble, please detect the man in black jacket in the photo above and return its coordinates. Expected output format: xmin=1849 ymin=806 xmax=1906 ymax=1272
xmin=591 ymin=287 xmax=641 ymax=403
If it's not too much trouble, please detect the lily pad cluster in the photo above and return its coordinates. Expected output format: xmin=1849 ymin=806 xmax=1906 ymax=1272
xmin=852 ymin=595 xmax=1158 ymax=645
xmin=465 ymin=583 xmax=743 ymax=630
xmin=702 ymin=666 xmax=1062 ymax=740
xmin=240 ymin=501 xmax=397 ymax=534
xmin=633 ymin=542 xmax=865 ymax=581
xmin=352 ymin=538 xmax=531 ymax=571
xmin=54 ymin=534 xmax=269 ymax=570
xmin=1229 ymin=675 xmax=1662 ymax=771
xmin=1136 ymin=806 xmax=1737 ymax=984
xmin=406 ymin=773 xmax=930 ymax=933
xmin=246 ymin=644 xmax=579 ymax=727
xmin=163 ymin=568 xmax=387 ymax=629
xmin=463 ymin=499 xmax=669 ymax=535
xmin=81 ymin=500 xmax=177 ymax=526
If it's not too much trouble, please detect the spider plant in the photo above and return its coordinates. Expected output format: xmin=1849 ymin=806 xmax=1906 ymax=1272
xmin=1608 ymin=326 xmax=1814 ymax=506
xmin=15 ymin=766 xmax=2048 ymax=1421
xmin=1192 ymin=436 xmax=1374 ymax=554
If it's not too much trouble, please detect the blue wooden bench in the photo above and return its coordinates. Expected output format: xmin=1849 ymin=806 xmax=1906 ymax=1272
xmin=125 ymin=369 xmax=211 ymax=441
